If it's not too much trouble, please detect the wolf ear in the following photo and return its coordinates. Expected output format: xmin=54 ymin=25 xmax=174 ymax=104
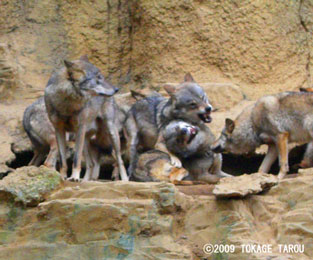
xmin=130 ymin=89 xmax=147 ymax=100
xmin=64 ymin=60 xmax=84 ymax=81
xmin=79 ymin=54 xmax=89 ymax=62
xmin=64 ymin=60 xmax=75 ymax=69
xmin=184 ymin=72 xmax=195 ymax=82
xmin=163 ymin=84 xmax=177 ymax=97
xmin=300 ymin=87 xmax=313 ymax=93
xmin=225 ymin=118 xmax=235 ymax=133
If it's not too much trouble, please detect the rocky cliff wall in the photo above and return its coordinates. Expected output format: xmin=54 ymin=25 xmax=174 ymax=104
xmin=0 ymin=0 xmax=312 ymax=101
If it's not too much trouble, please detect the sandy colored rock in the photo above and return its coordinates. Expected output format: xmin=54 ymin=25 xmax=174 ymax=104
xmin=202 ymin=82 xmax=245 ymax=111
xmin=0 ymin=44 xmax=19 ymax=101
xmin=0 ymin=180 xmax=192 ymax=259
xmin=0 ymin=166 xmax=62 ymax=206
xmin=213 ymin=173 xmax=278 ymax=198
xmin=0 ymin=172 xmax=312 ymax=259
xmin=0 ymin=0 xmax=312 ymax=97
xmin=0 ymin=102 xmax=33 ymax=173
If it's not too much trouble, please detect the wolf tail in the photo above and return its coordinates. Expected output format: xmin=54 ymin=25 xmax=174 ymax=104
xmin=23 ymin=106 xmax=46 ymax=150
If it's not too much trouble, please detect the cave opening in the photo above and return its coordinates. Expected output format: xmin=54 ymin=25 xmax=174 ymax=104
xmin=222 ymin=144 xmax=307 ymax=176
xmin=6 ymin=151 xmax=117 ymax=181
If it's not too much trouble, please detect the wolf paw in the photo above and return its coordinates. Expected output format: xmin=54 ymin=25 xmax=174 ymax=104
xmin=218 ymin=171 xmax=233 ymax=178
xmin=67 ymin=176 xmax=81 ymax=182
xmin=170 ymin=156 xmax=182 ymax=168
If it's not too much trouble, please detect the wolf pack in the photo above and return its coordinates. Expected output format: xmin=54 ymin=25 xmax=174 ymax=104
xmin=23 ymin=56 xmax=313 ymax=184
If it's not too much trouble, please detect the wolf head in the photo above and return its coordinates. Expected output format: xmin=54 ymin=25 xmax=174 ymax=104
xmin=164 ymin=73 xmax=213 ymax=124
xmin=164 ymin=120 xmax=199 ymax=146
xmin=211 ymin=115 xmax=259 ymax=155
xmin=64 ymin=55 xmax=119 ymax=97
xmin=174 ymin=121 xmax=199 ymax=146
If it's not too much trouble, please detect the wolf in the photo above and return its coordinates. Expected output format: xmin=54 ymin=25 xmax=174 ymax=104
xmin=82 ymin=100 xmax=129 ymax=181
xmin=125 ymin=73 xmax=213 ymax=176
xmin=130 ymin=149 xmax=189 ymax=183
xmin=163 ymin=120 xmax=231 ymax=183
xmin=44 ymin=55 xmax=128 ymax=181
xmin=296 ymin=87 xmax=313 ymax=169
xmin=23 ymin=97 xmax=58 ymax=168
xmin=212 ymin=91 xmax=313 ymax=179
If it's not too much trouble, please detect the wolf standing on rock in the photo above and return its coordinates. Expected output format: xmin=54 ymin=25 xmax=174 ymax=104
xmin=212 ymin=91 xmax=313 ymax=179
xmin=44 ymin=55 xmax=127 ymax=181
xmin=125 ymin=73 xmax=213 ymax=176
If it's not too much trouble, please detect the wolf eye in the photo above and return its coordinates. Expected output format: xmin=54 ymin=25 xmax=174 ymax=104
xmin=79 ymin=77 xmax=91 ymax=86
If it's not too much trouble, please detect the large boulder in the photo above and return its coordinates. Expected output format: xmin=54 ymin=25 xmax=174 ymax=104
xmin=0 ymin=166 xmax=62 ymax=206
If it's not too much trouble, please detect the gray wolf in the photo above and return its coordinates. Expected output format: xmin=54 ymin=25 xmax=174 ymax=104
xmin=297 ymin=87 xmax=313 ymax=169
xmin=125 ymin=73 xmax=213 ymax=176
xmin=212 ymin=91 xmax=313 ymax=179
xmin=163 ymin=120 xmax=231 ymax=183
xmin=23 ymin=97 xmax=58 ymax=168
xmin=83 ymin=100 xmax=129 ymax=181
xmin=44 ymin=55 xmax=127 ymax=181
xmin=129 ymin=150 xmax=189 ymax=183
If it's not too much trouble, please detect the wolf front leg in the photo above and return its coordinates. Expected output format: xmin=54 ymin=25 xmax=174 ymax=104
xmin=68 ymin=123 xmax=87 ymax=182
xmin=55 ymin=127 xmax=68 ymax=179
xmin=276 ymin=132 xmax=289 ymax=180
xmin=258 ymin=143 xmax=278 ymax=173
xmin=106 ymin=120 xmax=128 ymax=181
xmin=82 ymin=140 xmax=94 ymax=182
xmin=84 ymin=139 xmax=101 ymax=181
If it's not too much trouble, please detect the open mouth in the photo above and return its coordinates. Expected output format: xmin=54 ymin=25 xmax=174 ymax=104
xmin=198 ymin=112 xmax=212 ymax=123
xmin=187 ymin=126 xmax=198 ymax=144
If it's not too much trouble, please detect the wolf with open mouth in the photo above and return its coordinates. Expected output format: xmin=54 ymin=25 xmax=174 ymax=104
xmin=125 ymin=73 xmax=214 ymax=176
xmin=163 ymin=120 xmax=232 ymax=183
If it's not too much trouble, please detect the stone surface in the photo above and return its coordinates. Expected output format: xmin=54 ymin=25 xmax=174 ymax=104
xmin=0 ymin=0 xmax=312 ymax=97
xmin=0 ymin=166 xmax=62 ymax=206
xmin=0 ymin=169 xmax=312 ymax=259
xmin=213 ymin=172 xmax=278 ymax=198
xmin=0 ymin=44 xmax=19 ymax=101
xmin=0 ymin=178 xmax=192 ymax=259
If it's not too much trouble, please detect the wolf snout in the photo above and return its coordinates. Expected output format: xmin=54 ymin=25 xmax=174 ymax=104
xmin=205 ymin=106 xmax=212 ymax=113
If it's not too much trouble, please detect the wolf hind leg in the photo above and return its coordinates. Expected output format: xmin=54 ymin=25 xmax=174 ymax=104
xmin=29 ymin=150 xmax=45 ymax=166
xmin=125 ymin=115 xmax=139 ymax=178
xmin=276 ymin=132 xmax=289 ymax=180
xmin=211 ymin=153 xmax=232 ymax=178
xmin=55 ymin=127 xmax=68 ymax=179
